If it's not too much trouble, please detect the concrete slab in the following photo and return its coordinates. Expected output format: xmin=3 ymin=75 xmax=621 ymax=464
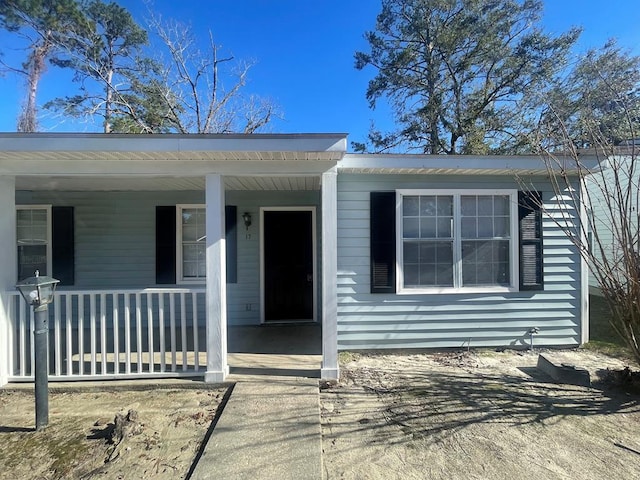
xmin=190 ymin=377 xmax=322 ymax=480
xmin=537 ymin=354 xmax=591 ymax=387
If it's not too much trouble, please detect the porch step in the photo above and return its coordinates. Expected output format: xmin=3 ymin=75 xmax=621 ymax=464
xmin=190 ymin=377 xmax=322 ymax=480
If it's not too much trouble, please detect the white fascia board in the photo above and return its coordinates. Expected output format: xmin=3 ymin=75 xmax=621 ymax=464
xmin=0 ymin=133 xmax=348 ymax=154
xmin=339 ymin=153 xmax=602 ymax=174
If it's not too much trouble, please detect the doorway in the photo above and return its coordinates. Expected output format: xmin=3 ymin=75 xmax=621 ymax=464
xmin=261 ymin=208 xmax=316 ymax=322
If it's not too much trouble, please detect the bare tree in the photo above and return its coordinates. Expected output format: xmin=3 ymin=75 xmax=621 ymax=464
xmin=525 ymin=106 xmax=640 ymax=363
xmin=141 ymin=14 xmax=276 ymax=134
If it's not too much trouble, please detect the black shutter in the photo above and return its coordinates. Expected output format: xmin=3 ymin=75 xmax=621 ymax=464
xmin=519 ymin=191 xmax=543 ymax=291
xmin=52 ymin=206 xmax=74 ymax=285
xmin=225 ymin=205 xmax=237 ymax=284
xmin=370 ymin=191 xmax=396 ymax=293
xmin=156 ymin=206 xmax=176 ymax=284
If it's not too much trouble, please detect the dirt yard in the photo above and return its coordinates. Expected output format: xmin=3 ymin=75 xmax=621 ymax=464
xmin=320 ymin=349 xmax=640 ymax=480
xmin=1 ymin=349 xmax=640 ymax=480
xmin=0 ymin=384 xmax=227 ymax=480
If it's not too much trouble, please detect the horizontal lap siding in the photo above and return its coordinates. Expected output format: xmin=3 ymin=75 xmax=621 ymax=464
xmin=337 ymin=174 xmax=583 ymax=350
xmin=16 ymin=191 xmax=204 ymax=287
xmin=17 ymin=190 xmax=320 ymax=327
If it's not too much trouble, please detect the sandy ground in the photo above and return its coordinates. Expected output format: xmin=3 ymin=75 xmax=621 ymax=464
xmin=0 ymin=385 xmax=227 ymax=480
xmin=320 ymin=349 xmax=640 ymax=480
xmin=2 ymin=349 xmax=640 ymax=480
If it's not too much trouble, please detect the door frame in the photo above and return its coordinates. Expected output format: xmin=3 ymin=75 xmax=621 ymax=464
xmin=260 ymin=206 xmax=317 ymax=324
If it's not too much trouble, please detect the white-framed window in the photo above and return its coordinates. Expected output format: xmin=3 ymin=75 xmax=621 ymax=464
xmin=396 ymin=190 xmax=518 ymax=293
xmin=16 ymin=205 xmax=52 ymax=281
xmin=177 ymin=204 xmax=206 ymax=283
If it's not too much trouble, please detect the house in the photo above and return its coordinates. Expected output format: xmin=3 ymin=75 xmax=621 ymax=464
xmin=585 ymin=151 xmax=639 ymax=291
xmin=0 ymin=133 xmax=598 ymax=386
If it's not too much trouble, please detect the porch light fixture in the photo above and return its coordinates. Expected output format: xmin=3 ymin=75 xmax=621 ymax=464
xmin=16 ymin=271 xmax=59 ymax=310
xmin=242 ymin=212 xmax=252 ymax=230
xmin=16 ymin=270 xmax=60 ymax=431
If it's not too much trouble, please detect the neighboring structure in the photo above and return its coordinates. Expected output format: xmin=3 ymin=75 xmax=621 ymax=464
xmin=586 ymin=153 xmax=640 ymax=290
xmin=0 ymin=134 xmax=599 ymax=386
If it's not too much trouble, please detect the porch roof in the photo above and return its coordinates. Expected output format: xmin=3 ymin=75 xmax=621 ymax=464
xmin=1 ymin=133 xmax=346 ymax=191
xmin=0 ymin=133 xmax=347 ymax=163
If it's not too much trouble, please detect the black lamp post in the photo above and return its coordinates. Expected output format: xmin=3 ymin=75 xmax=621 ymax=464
xmin=16 ymin=271 xmax=60 ymax=431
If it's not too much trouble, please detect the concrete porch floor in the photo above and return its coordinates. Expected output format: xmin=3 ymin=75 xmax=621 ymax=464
xmin=227 ymin=324 xmax=322 ymax=378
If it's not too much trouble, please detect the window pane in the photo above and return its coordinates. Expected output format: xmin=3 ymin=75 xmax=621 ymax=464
xmin=461 ymin=217 xmax=477 ymax=238
xmin=437 ymin=196 xmax=453 ymax=216
xmin=437 ymin=218 xmax=452 ymax=238
xmin=473 ymin=241 xmax=494 ymax=263
xmin=420 ymin=263 xmax=436 ymax=285
xmin=494 ymin=262 xmax=510 ymax=284
xmin=478 ymin=196 xmax=493 ymax=215
xmin=403 ymin=242 xmax=419 ymax=263
xmin=495 ymin=240 xmax=510 ymax=262
xmin=494 ymin=195 xmax=509 ymax=215
xmin=436 ymin=263 xmax=454 ymax=286
xmin=461 ymin=196 xmax=476 ymax=216
xmin=476 ymin=264 xmax=494 ymax=284
xmin=403 ymin=196 xmax=419 ymax=216
xmin=461 ymin=241 xmax=477 ymax=263
xmin=404 ymin=264 xmax=420 ymax=286
xmin=17 ymin=210 xmax=31 ymax=223
xmin=494 ymin=216 xmax=509 ymax=237
xmin=404 ymin=218 xmax=419 ymax=238
xmin=477 ymin=217 xmax=494 ymax=237
xmin=419 ymin=196 xmax=437 ymax=216
xmin=183 ymin=262 xmax=198 ymax=278
xmin=182 ymin=225 xmax=198 ymax=242
xmin=436 ymin=242 xmax=453 ymax=264
xmin=18 ymin=244 xmax=47 ymax=279
xmin=419 ymin=242 xmax=436 ymax=263
xmin=420 ymin=218 xmax=437 ymax=238
xmin=183 ymin=244 xmax=202 ymax=261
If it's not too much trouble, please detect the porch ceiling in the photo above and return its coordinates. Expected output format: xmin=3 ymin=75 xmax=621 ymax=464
xmin=15 ymin=175 xmax=321 ymax=191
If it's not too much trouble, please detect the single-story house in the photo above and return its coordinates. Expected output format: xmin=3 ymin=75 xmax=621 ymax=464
xmin=0 ymin=133 xmax=598 ymax=386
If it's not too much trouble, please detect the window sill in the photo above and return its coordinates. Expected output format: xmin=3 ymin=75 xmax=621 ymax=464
xmin=397 ymin=286 xmax=518 ymax=295
xmin=177 ymin=279 xmax=206 ymax=285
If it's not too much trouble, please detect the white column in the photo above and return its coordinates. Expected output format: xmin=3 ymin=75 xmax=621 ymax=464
xmin=0 ymin=176 xmax=17 ymax=386
xmin=321 ymin=168 xmax=339 ymax=380
xmin=204 ymin=174 xmax=228 ymax=382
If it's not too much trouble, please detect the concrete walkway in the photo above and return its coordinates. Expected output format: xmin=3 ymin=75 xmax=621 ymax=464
xmin=190 ymin=376 xmax=323 ymax=480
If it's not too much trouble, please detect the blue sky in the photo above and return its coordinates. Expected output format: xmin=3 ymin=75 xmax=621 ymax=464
xmin=0 ymin=0 xmax=639 ymax=148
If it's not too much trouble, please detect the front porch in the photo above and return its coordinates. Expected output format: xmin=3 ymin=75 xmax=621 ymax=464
xmin=6 ymin=286 xmax=321 ymax=382
xmin=0 ymin=133 xmax=344 ymax=386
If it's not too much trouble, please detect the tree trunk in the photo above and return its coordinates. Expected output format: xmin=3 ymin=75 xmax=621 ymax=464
xmin=17 ymin=41 xmax=49 ymax=133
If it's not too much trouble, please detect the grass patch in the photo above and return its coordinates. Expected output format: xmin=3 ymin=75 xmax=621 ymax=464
xmin=585 ymin=294 xmax=635 ymax=363
xmin=338 ymin=351 xmax=361 ymax=364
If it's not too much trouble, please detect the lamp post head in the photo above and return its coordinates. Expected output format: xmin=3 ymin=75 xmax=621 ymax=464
xmin=16 ymin=271 xmax=60 ymax=311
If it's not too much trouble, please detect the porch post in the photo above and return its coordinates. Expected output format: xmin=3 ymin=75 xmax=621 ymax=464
xmin=0 ymin=176 xmax=17 ymax=386
xmin=204 ymin=174 xmax=229 ymax=382
xmin=321 ymin=168 xmax=339 ymax=380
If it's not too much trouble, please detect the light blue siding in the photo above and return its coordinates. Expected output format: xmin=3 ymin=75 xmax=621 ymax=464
xmin=586 ymin=156 xmax=639 ymax=288
xmin=16 ymin=189 xmax=320 ymax=327
xmin=336 ymin=173 xmax=584 ymax=350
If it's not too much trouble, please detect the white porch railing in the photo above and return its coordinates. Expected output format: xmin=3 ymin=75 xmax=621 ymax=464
xmin=6 ymin=288 xmax=207 ymax=381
